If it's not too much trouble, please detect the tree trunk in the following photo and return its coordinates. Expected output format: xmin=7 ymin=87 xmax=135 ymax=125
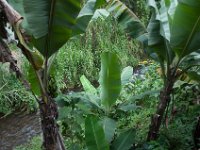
xmin=39 ymin=97 xmax=65 ymax=150
xmin=147 ymin=75 xmax=175 ymax=141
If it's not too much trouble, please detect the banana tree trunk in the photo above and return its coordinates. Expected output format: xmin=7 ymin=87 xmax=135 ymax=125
xmin=147 ymin=73 xmax=175 ymax=141
xmin=39 ymin=97 xmax=65 ymax=150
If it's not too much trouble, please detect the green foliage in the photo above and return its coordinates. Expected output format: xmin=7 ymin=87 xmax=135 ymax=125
xmin=135 ymin=83 xmax=200 ymax=150
xmin=80 ymin=75 xmax=97 ymax=95
xmin=56 ymin=42 xmax=96 ymax=90
xmin=108 ymin=0 xmax=146 ymax=40
xmin=101 ymin=117 xmax=116 ymax=143
xmin=11 ymin=59 xmax=200 ymax=150
xmin=111 ymin=129 xmax=136 ymax=150
xmin=14 ymin=136 xmax=42 ymax=150
xmin=27 ymin=65 xmax=41 ymax=96
xmin=170 ymin=0 xmax=200 ymax=57
xmin=5 ymin=13 xmax=143 ymax=150
xmin=163 ymin=84 xmax=200 ymax=149
xmin=121 ymin=66 xmax=133 ymax=86
xmin=0 ymin=63 xmax=36 ymax=114
xmin=119 ymin=61 xmax=162 ymax=104
xmin=100 ymin=52 xmax=121 ymax=110
xmin=55 ymin=17 xmax=142 ymax=89
xmin=117 ymin=62 xmax=162 ymax=142
xmin=56 ymin=61 xmax=162 ymax=149
xmin=56 ymin=52 xmax=133 ymax=149
xmin=85 ymin=115 xmax=109 ymax=150
xmin=120 ymin=0 xmax=149 ymax=24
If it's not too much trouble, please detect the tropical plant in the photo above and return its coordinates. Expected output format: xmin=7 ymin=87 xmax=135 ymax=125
xmin=106 ymin=0 xmax=200 ymax=142
xmin=57 ymin=52 xmax=140 ymax=149
xmin=0 ymin=0 xmax=107 ymax=149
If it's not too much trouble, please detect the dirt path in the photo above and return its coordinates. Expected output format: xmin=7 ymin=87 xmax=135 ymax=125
xmin=0 ymin=112 xmax=41 ymax=150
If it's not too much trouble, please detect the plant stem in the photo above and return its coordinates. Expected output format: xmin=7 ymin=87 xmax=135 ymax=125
xmin=39 ymin=96 xmax=66 ymax=150
xmin=147 ymin=69 xmax=175 ymax=141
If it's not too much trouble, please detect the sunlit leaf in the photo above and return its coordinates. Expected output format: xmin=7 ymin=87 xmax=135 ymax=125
xmin=80 ymin=75 xmax=97 ymax=95
xmin=121 ymin=66 xmax=133 ymax=86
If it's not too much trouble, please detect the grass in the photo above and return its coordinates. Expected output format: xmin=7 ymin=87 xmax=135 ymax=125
xmin=14 ymin=136 xmax=42 ymax=150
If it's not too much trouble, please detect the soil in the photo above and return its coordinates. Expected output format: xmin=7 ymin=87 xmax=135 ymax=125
xmin=0 ymin=111 xmax=41 ymax=150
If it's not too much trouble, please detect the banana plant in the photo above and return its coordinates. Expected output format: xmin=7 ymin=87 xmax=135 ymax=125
xmin=106 ymin=0 xmax=200 ymax=141
xmin=57 ymin=52 xmax=137 ymax=149
xmin=0 ymin=0 xmax=106 ymax=149
xmin=76 ymin=52 xmax=135 ymax=150
xmin=83 ymin=52 xmax=122 ymax=150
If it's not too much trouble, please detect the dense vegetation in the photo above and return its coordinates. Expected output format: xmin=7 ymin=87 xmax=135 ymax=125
xmin=1 ymin=0 xmax=200 ymax=150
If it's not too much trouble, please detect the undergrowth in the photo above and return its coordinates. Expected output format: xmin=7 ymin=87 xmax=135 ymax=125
xmin=56 ymin=17 xmax=143 ymax=91
xmin=0 ymin=62 xmax=36 ymax=115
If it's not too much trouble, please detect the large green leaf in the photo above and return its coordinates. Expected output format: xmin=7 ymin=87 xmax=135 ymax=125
xmin=111 ymin=129 xmax=136 ymax=150
xmin=181 ymin=50 xmax=200 ymax=70
xmin=9 ymin=0 xmax=106 ymax=57
xmin=23 ymin=0 xmax=81 ymax=57
xmin=146 ymin=9 xmax=166 ymax=62
xmin=121 ymin=66 xmax=133 ymax=86
xmin=99 ymin=52 xmax=121 ymax=110
xmin=170 ymin=0 xmax=200 ymax=57
xmin=148 ymin=0 xmax=172 ymax=41
xmin=146 ymin=0 xmax=175 ymax=64
xmin=85 ymin=115 xmax=109 ymax=150
xmin=148 ymin=0 xmax=170 ymax=41
xmin=102 ymin=117 xmax=116 ymax=143
xmin=107 ymin=0 xmax=146 ymax=40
